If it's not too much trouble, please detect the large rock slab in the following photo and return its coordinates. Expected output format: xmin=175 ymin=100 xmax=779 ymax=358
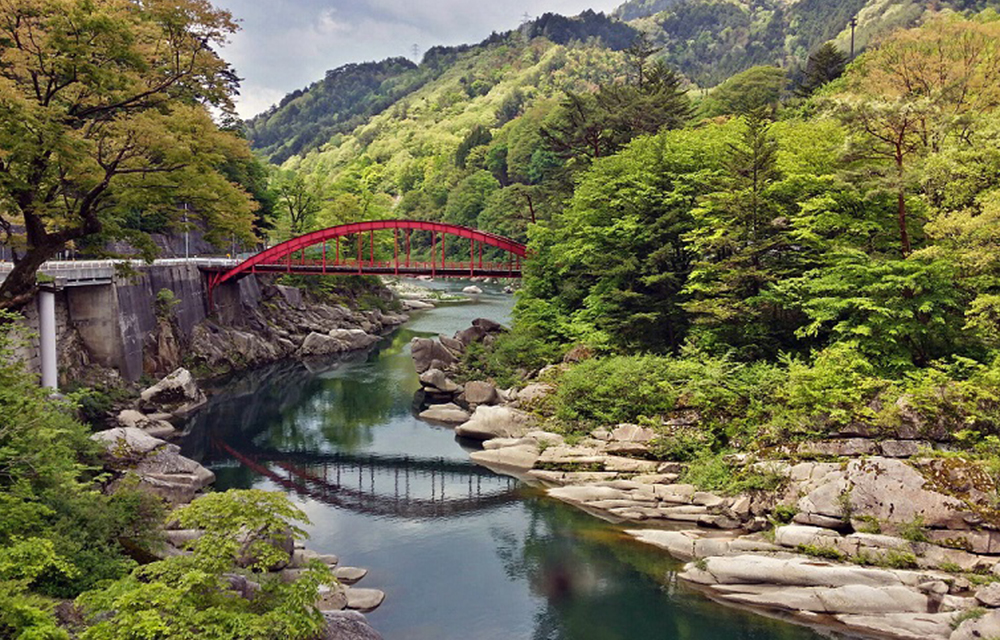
xmin=683 ymin=554 xmax=914 ymax=588
xmin=793 ymin=457 xmax=972 ymax=531
xmin=139 ymin=368 xmax=206 ymax=415
xmin=117 ymin=410 xmax=176 ymax=439
xmin=461 ymin=381 xmax=498 ymax=406
xmin=419 ymin=368 xmax=461 ymax=394
xmin=328 ymin=329 xmax=379 ymax=350
xmin=418 ymin=403 xmax=470 ymax=424
xmin=345 ymin=588 xmax=385 ymax=612
xmin=410 ymin=338 xmax=458 ymax=373
xmin=836 ymin=613 xmax=953 ymax=640
xmin=455 ymin=405 xmax=533 ymax=440
xmin=322 ymin=611 xmax=384 ymax=640
xmin=470 ymin=445 xmax=539 ymax=471
xmin=91 ymin=428 xmax=214 ymax=503
xmin=952 ymin=610 xmax=1000 ymax=640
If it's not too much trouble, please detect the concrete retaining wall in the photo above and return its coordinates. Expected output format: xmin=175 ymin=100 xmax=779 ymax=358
xmin=13 ymin=264 xmax=241 ymax=383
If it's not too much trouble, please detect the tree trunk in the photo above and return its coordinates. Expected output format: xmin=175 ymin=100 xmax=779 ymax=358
xmin=0 ymin=243 xmax=59 ymax=311
xmin=897 ymin=188 xmax=911 ymax=257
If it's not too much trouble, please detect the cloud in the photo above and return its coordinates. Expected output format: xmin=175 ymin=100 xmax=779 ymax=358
xmin=217 ymin=0 xmax=623 ymax=119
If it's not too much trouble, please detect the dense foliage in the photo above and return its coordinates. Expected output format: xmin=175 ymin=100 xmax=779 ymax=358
xmin=0 ymin=0 xmax=258 ymax=310
xmin=453 ymin=13 xmax=1000 ymax=471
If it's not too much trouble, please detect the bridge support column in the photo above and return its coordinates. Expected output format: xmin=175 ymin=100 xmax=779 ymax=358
xmin=38 ymin=286 xmax=58 ymax=390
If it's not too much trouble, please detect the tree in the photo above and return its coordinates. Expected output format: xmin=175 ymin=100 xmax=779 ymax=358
xmin=274 ymin=172 xmax=322 ymax=237
xmin=833 ymin=14 xmax=1000 ymax=257
xmin=684 ymin=110 xmax=815 ymax=357
xmin=0 ymin=0 xmax=256 ymax=310
xmin=797 ymin=43 xmax=848 ymax=96
xmin=702 ymin=66 xmax=788 ymax=117
xmin=623 ymin=32 xmax=662 ymax=88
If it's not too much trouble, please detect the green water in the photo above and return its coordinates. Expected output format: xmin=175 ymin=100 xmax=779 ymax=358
xmin=181 ymin=280 xmax=838 ymax=640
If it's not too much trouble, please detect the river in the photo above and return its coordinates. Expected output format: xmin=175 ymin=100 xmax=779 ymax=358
xmin=181 ymin=280 xmax=835 ymax=640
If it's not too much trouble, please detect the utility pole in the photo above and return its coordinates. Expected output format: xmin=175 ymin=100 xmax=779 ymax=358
xmin=850 ymin=17 xmax=858 ymax=59
xmin=183 ymin=202 xmax=190 ymax=259
xmin=411 ymin=43 xmax=419 ymax=62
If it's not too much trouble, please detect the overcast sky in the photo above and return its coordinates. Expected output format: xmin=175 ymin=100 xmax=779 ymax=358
xmin=217 ymin=0 xmax=622 ymax=119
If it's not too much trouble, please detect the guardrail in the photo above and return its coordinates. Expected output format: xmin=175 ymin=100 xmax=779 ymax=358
xmin=0 ymin=258 xmax=240 ymax=286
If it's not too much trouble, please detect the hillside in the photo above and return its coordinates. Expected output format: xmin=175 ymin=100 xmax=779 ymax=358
xmin=247 ymin=11 xmax=638 ymax=164
xmin=617 ymin=0 xmax=994 ymax=86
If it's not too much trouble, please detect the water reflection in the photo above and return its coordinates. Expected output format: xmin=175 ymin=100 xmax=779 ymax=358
xmin=187 ymin=281 xmax=832 ymax=640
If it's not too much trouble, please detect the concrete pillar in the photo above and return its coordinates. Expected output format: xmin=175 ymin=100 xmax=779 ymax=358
xmin=38 ymin=287 xmax=58 ymax=390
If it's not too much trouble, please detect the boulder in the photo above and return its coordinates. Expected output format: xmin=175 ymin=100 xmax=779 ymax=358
xmin=462 ymin=285 xmax=483 ymax=295
xmin=91 ymin=428 xmax=215 ymax=503
xmin=611 ymin=424 xmax=657 ymax=443
xmin=116 ymin=410 xmax=176 ymax=439
xmin=461 ymin=381 xmax=498 ymax=406
xmin=837 ymin=613 xmax=954 ymax=640
xmin=316 ymin=586 xmax=348 ymax=611
xmin=92 ymin=427 xmax=171 ymax=457
xmin=952 ymin=610 xmax=1000 ymax=640
xmin=328 ymin=329 xmax=379 ymax=350
xmin=516 ymin=383 xmax=554 ymax=407
xmin=345 ymin=588 xmax=385 ymax=612
xmin=139 ymin=368 xmax=206 ymax=415
xmin=410 ymin=338 xmax=458 ymax=374
xmin=455 ymin=405 xmax=534 ymax=441
xmin=975 ymin=582 xmax=1000 ymax=608
xmin=334 ymin=566 xmax=368 ymax=585
xmin=472 ymin=318 xmax=503 ymax=333
xmin=455 ymin=325 xmax=487 ymax=346
xmin=470 ymin=445 xmax=539 ymax=471
xmin=402 ymin=299 xmax=434 ymax=311
xmin=439 ymin=334 xmax=465 ymax=354
xmin=274 ymin=285 xmax=304 ymax=309
xmin=419 ymin=369 xmax=461 ymax=394
xmin=299 ymin=333 xmax=345 ymax=356
xmin=322 ymin=611 xmax=383 ymax=640
xmin=418 ymin=403 xmax=471 ymax=424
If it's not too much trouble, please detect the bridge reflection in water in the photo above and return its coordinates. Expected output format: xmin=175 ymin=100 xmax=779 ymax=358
xmin=211 ymin=440 xmax=521 ymax=520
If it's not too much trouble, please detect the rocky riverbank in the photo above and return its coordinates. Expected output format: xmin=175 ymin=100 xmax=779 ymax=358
xmin=410 ymin=322 xmax=1000 ymax=640
xmin=88 ymin=370 xmax=387 ymax=639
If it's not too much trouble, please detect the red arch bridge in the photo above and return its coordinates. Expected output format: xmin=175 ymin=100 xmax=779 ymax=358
xmin=204 ymin=220 xmax=525 ymax=306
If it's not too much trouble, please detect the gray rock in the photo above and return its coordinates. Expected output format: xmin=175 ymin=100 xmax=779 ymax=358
xmin=418 ymin=403 xmax=471 ymax=424
xmin=410 ymin=338 xmax=458 ymax=373
xmin=322 ymin=611 xmax=383 ymax=640
xmin=462 ymin=285 xmax=483 ymax=294
xmin=952 ymin=610 xmax=1000 ymax=640
xmin=470 ymin=445 xmax=539 ymax=471
xmin=419 ymin=369 xmax=461 ymax=394
xmin=455 ymin=405 xmax=533 ymax=440
xmin=611 ymin=424 xmax=657 ymax=443
xmin=516 ymin=383 xmax=554 ymax=407
xmin=334 ymin=566 xmax=368 ymax=585
xmin=345 ymin=588 xmax=385 ymax=612
xmin=880 ymin=440 xmax=925 ymax=458
xmin=975 ymin=582 xmax=1000 ymax=607
xmin=139 ymin=368 xmax=206 ymax=415
xmin=328 ymin=329 xmax=379 ymax=350
xmin=836 ymin=613 xmax=954 ymax=640
xmin=402 ymin=299 xmax=434 ymax=311
xmin=317 ymin=586 xmax=348 ymax=611
xmin=92 ymin=427 xmax=171 ymax=456
xmin=796 ymin=438 xmax=879 ymax=457
xmin=439 ymin=334 xmax=464 ymax=354
xmin=117 ymin=410 xmax=176 ymax=439
xmin=275 ymin=285 xmax=304 ymax=309
xmin=299 ymin=332 xmax=347 ymax=356
xmin=455 ymin=325 xmax=487 ymax=346
xmin=472 ymin=318 xmax=503 ymax=332
xmin=461 ymin=380 xmax=498 ymax=405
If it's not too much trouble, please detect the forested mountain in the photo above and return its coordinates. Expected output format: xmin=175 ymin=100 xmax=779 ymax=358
xmin=246 ymin=10 xmax=639 ymax=163
xmin=617 ymin=0 xmax=994 ymax=86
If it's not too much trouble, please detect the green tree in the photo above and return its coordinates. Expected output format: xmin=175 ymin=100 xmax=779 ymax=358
xmin=0 ymin=0 xmax=256 ymax=310
xmin=702 ymin=66 xmax=788 ymax=117
xmin=797 ymin=43 xmax=848 ymax=96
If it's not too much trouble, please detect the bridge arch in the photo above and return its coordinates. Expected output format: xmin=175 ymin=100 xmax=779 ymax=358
xmin=206 ymin=220 xmax=526 ymax=306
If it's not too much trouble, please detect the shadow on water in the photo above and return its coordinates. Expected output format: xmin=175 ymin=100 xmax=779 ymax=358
xmin=182 ymin=280 xmax=837 ymax=640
